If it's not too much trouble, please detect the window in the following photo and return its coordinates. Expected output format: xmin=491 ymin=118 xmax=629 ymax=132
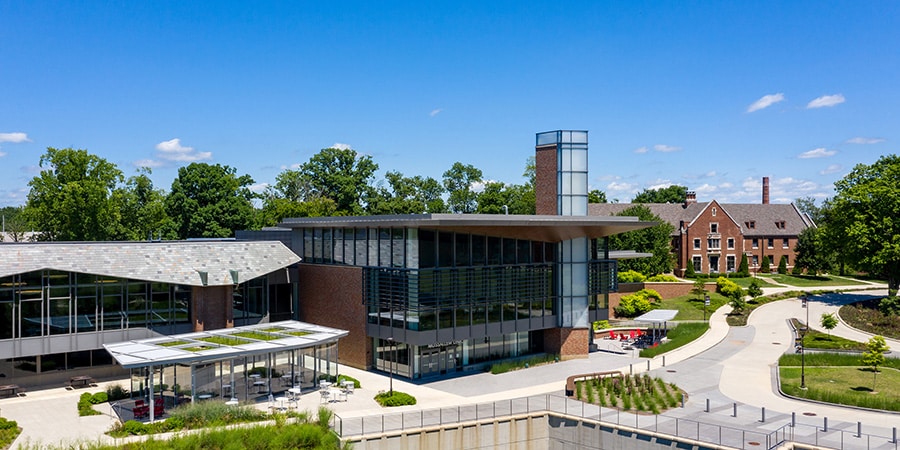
xmin=767 ymin=238 xmax=774 ymax=249
xmin=707 ymin=238 xmax=720 ymax=249
xmin=782 ymin=238 xmax=789 ymax=249
xmin=693 ymin=238 xmax=701 ymax=250
xmin=727 ymin=238 xmax=735 ymax=249
xmin=712 ymin=207 xmax=717 ymax=217
xmin=745 ymin=221 xmax=755 ymax=229
xmin=726 ymin=255 xmax=736 ymax=272
xmin=692 ymin=256 xmax=702 ymax=272
xmin=775 ymin=221 xmax=786 ymax=229
xmin=752 ymin=239 xmax=758 ymax=249
xmin=752 ymin=255 xmax=759 ymax=266
xmin=710 ymin=223 xmax=718 ymax=233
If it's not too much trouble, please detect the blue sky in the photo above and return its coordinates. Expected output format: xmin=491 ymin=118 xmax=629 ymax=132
xmin=1 ymin=1 xmax=897 ymax=208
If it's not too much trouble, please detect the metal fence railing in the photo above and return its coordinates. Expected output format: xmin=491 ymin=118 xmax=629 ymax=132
xmin=333 ymin=394 xmax=900 ymax=450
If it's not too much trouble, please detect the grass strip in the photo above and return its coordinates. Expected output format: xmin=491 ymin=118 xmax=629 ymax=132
xmin=639 ymin=322 xmax=708 ymax=358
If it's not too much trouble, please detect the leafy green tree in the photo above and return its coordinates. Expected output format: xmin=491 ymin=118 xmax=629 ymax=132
xmin=794 ymin=196 xmax=824 ymax=224
xmin=608 ymin=204 xmax=675 ymax=276
xmin=684 ymin=258 xmax=696 ymax=277
xmin=716 ymin=277 xmax=745 ymax=312
xmin=110 ymin=168 xmax=174 ymax=240
xmin=777 ymin=255 xmax=788 ymax=274
xmin=820 ymin=313 xmax=837 ymax=336
xmin=0 ymin=206 xmax=30 ymax=242
xmin=747 ymin=279 xmax=763 ymax=298
xmin=738 ymin=253 xmax=749 ymax=276
xmin=24 ymin=147 xmax=124 ymax=241
xmin=442 ymin=162 xmax=483 ymax=214
xmin=475 ymin=181 xmax=534 ymax=215
xmin=367 ymin=171 xmax=446 ymax=215
xmin=691 ymin=278 xmax=707 ymax=300
xmin=258 ymin=196 xmax=337 ymax=228
xmin=793 ymin=227 xmax=832 ymax=275
xmin=632 ymin=185 xmax=687 ymax=204
xmin=760 ymin=255 xmax=771 ymax=274
xmin=165 ymin=163 xmax=256 ymax=239
xmin=588 ymin=189 xmax=607 ymax=203
xmin=295 ymin=147 xmax=379 ymax=215
xmin=827 ymin=155 xmax=900 ymax=297
xmin=862 ymin=335 xmax=890 ymax=391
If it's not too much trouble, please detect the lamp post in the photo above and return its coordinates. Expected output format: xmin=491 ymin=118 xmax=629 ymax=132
xmin=800 ymin=294 xmax=808 ymax=389
xmin=387 ymin=337 xmax=394 ymax=396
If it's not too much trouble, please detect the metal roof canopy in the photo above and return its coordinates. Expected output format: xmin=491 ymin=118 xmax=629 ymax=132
xmin=633 ymin=309 xmax=679 ymax=323
xmin=103 ymin=320 xmax=348 ymax=369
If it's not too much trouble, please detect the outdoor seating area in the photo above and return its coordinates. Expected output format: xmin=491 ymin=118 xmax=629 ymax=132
xmin=67 ymin=375 xmax=95 ymax=389
xmin=0 ymin=384 xmax=23 ymax=398
xmin=132 ymin=398 xmax=166 ymax=420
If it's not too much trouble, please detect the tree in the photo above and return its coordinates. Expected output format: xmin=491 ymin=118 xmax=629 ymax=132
xmin=608 ymin=204 xmax=675 ymax=276
xmin=760 ymin=255 xmax=771 ymax=274
xmin=827 ymin=155 xmax=900 ymax=297
xmin=794 ymin=227 xmax=832 ymax=275
xmin=794 ymin=196 xmax=824 ymax=224
xmin=165 ymin=163 xmax=256 ymax=239
xmin=777 ymin=255 xmax=788 ymax=274
xmin=258 ymin=196 xmax=337 ymax=228
xmin=861 ymin=335 xmax=890 ymax=391
xmin=442 ymin=162 xmax=483 ymax=214
xmin=367 ymin=171 xmax=446 ymax=215
xmin=0 ymin=206 xmax=31 ymax=242
xmin=632 ymin=185 xmax=688 ymax=204
xmin=110 ymin=168 xmax=174 ymax=240
xmin=294 ymin=147 xmax=379 ymax=215
xmin=820 ymin=313 xmax=837 ymax=336
xmin=691 ymin=277 xmax=707 ymax=300
xmin=475 ymin=181 xmax=534 ymax=215
xmin=738 ymin=253 xmax=749 ymax=276
xmin=24 ymin=147 xmax=124 ymax=241
xmin=747 ymin=279 xmax=763 ymax=298
xmin=588 ymin=189 xmax=607 ymax=203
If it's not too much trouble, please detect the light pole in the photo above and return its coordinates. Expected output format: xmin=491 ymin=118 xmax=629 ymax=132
xmin=387 ymin=337 xmax=394 ymax=396
xmin=800 ymin=294 xmax=808 ymax=389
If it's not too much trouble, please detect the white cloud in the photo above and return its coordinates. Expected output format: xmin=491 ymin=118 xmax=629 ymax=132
xmin=646 ymin=180 xmax=674 ymax=190
xmin=0 ymin=132 xmax=30 ymax=143
xmin=633 ymin=146 xmax=648 ymax=154
xmin=694 ymin=184 xmax=717 ymax=195
xmin=653 ymin=144 xmax=681 ymax=153
xmin=747 ymin=93 xmax=785 ymax=113
xmin=798 ymin=147 xmax=836 ymax=159
xmin=429 ymin=108 xmax=443 ymax=117
xmin=846 ymin=137 xmax=885 ymax=145
xmin=249 ymin=183 xmax=269 ymax=194
xmin=807 ymin=94 xmax=845 ymax=109
xmin=820 ymin=164 xmax=842 ymax=175
xmin=719 ymin=182 xmax=733 ymax=189
xmin=331 ymin=142 xmax=352 ymax=150
xmin=0 ymin=151 xmax=6 ymax=158
xmin=133 ymin=159 xmax=164 ymax=168
xmin=154 ymin=138 xmax=212 ymax=162
xmin=606 ymin=181 xmax=635 ymax=192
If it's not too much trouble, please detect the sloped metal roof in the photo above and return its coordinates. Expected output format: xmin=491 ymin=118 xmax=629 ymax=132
xmin=0 ymin=240 xmax=300 ymax=286
xmin=103 ymin=320 xmax=348 ymax=369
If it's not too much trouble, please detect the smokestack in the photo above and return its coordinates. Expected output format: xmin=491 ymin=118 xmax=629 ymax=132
xmin=762 ymin=177 xmax=770 ymax=204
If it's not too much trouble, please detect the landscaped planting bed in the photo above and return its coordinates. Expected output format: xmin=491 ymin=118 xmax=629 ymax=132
xmin=573 ymin=374 xmax=683 ymax=414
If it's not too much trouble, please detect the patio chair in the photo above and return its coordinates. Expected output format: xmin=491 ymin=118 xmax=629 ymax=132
xmin=319 ymin=390 xmax=330 ymax=403
xmin=609 ymin=331 xmax=617 ymax=340
xmin=153 ymin=397 xmax=165 ymax=416
xmin=133 ymin=400 xmax=149 ymax=419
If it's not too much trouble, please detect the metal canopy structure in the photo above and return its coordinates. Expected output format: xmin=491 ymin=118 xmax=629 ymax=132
xmin=104 ymin=320 xmax=347 ymax=369
xmin=633 ymin=309 xmax=678 ymax=323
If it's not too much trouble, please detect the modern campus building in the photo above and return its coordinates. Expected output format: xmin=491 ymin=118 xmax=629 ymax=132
xmin=272 ymin=131 xmax=654 ymax=379
xmin=590 ymin=177 xmax=816 ymax=276
xmin=0 ymin=240 xmax=345 ymax=396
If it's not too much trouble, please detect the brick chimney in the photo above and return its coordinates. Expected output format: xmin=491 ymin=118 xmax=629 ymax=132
xmin=684 ymin=191 xmax=696 ymax=207
xmin=762 ymin=177 xmax=770 ymax=204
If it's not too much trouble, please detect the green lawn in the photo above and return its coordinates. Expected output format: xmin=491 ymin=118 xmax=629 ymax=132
xmin=780 ymin=366 xmax=900 ymax=411
xmin=729 ymin=277 xmax=780 ymax=289
xmin=640 ymin=322 xmax=709 ymax=358
xmin=760 ymin=274 xmax=866 ymax=287
xmin=659 ymin=293 xmax=729 ymax=321
xmin=789 ymin=318 xmax=867 ymax=351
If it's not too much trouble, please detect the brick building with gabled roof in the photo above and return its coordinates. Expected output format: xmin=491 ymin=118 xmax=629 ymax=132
xmin=590 ymin=177 xmax=816 ymax=276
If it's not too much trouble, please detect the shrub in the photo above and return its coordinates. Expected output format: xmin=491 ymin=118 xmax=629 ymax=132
xmin=738 ymin=254 xmax=749 ymax=276
xmin=778 ymin=256 xmax=788 ymax=274
xmin=879 ymin=296 xmax=900 ymax=317
xmin=791 ymin=264 xmax=804 ymax=275
xmin=90 ymin=392 xmax=108 ymax=404
xmin=614 ymin=289 xmax=661 ymax=318
xmin=760 ymin=255 xmax=771 ymax=273
xmin=646 ymin=274 xmax=678 ymax=282
xmin=374 ymin=391 xmax=417 ymax=407
xmin=747 ymin=279 xmax=763 ymax=298
xmin=618 ymin=270 xmax=646 ymax=283
xmin=684 ymin=261 xmax=696 ymax=278
xmin=592 ymin=320 xmax=610 ymax=331
xmin=78 ymin=392 xmax=101 ymax=416
xmin=716 ymin=277 xmax=743 ymax=300
xmin=106 ymin=384 xmax=129 ymax=401
xmin=121 ymin=420 xmax=149 ymax=436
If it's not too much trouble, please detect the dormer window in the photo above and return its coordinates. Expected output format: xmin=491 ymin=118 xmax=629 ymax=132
xmin=745 ymin=221 xmax=756 ymax=229
xmin=775 ymin=221 xmax=786 ymax=229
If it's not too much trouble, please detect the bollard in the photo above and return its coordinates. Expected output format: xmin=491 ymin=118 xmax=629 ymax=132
xmin=630 ymin=364 xmax=633 ymax=375
xmin=761 ymin=407 xmax=765 ymax=423
xmin=823 ymin=417 xmax=828 ymax=432
xmin=733 ymin=403 xmax=737 ymax=417
xmin=857 ymin=422 xmax=861 ymax=438
xmin=662 ymin=355 xmax=666 ymax=367
xmin=647 ymin=360 xmax=650 ymax=371
xmin=791 ymin=412 xmax=796 ymax=428
xmin=705 ymin=398 xmax=710 ymax=413
xmin=893 ymin=427 xmax=897 ymax=444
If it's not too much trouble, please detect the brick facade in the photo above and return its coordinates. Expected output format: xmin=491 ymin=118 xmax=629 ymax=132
xmin=298 ymin=265 xmax=371 ymax=370
xmin=191 ymin=285 xmax=234 ymax=331
xmin=608 ymin=282 xmax=715 ymax=319
xmin=535 ymin=145 xmax=558 ymax=215
xmin=543 ymin=327 xmax=590 ymax=359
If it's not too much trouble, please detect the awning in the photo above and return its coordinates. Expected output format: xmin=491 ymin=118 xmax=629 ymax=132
xmin=633 ymin=309 xmax=678 ymax=323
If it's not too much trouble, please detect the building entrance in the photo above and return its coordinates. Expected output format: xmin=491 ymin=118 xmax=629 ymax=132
xmin=419 ymin=344 xmax=460 ymax=377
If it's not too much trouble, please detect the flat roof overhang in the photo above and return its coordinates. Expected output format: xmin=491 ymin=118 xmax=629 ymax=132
xmin=103 ymin=320 xmax=348 ymax=369
xmin=279 ymin=214 xmax=656 ymax=242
